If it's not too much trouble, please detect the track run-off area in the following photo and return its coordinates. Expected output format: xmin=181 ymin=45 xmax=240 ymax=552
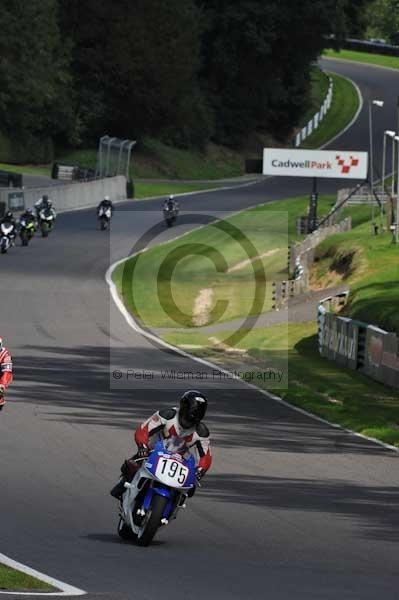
xmin=1 ymin=59 xmax=399 ymax=600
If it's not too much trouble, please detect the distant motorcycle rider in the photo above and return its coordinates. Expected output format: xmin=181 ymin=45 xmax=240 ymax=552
xmin=38 ymin=198 xmax=56 ymax=221
xmin=110 ymin=390 xmax=212 ymax=500
xmin=0 ymin=211 xmax=17 ymax=245
xmin=0 ymin=337 xmax=13 ymax=410
xmin=34 ymin=194 xmax=50 ymax=218
xmin=97 ymin=196 xmax=114 ymax=217
xmin=19 ymin=208 xmax=36 ymax=228
xmin=163 ymin=195 xmax=179 ymax=213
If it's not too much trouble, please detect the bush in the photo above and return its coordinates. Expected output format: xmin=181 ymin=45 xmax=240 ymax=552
xmin=0 ymin=131 xmax=53 ymax=164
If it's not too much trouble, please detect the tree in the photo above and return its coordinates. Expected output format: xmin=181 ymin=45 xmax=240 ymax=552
xmin=0 ymin=0 xmax=73 ymax=161
xmin=366 ymin=0 xmax=399 ymax=43
xmin=196 ymin=0 xmax=341 ymax=146
xmin=59 ymin=0 xmax=211 ymax=147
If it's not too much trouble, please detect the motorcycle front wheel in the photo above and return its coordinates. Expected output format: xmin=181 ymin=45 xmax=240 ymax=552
xmin=136 ymin=494 xmax=168 ymax=547
xmin=117 ymin=517 xmax=137 ymax=541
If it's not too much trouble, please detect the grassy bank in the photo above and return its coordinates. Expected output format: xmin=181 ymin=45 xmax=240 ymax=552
xmin=162 ymin=322 xmax=399 ymax=447
xmin=323 ymin=48 xmax=399 ymax=70
xmin=0 ymin=563 xmax=56 ymax=592
xmin=0 ymin=69 xmax=356 ymax=181
xmin=300 ymin=72 xmax=360 ymax=148
xmin=312 ymin=208 xmax=399 ymax=334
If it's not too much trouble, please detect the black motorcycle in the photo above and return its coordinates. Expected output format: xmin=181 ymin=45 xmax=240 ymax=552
xmin=163 ymin=205 xmax=178 ymax=227
xmin=19 ymin=218 xmax=36 ymax=246
xmin=98 ymin=205 xmax=112 ymax=230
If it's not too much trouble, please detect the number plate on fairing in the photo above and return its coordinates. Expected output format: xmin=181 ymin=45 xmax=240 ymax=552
xmin=155 ymin=456 xmax=189 ymax=486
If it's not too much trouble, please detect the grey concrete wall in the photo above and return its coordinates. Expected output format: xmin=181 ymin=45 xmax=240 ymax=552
xmin=0 ymin=176 xmax=127 ymax=213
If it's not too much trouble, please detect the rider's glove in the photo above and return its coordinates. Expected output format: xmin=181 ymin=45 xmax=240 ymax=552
xmin=136 ymin=444 xmax=149 ymax=459
xmin=196 ymin=467 xmax=205 ymax=482
xmin=0 ymin=384 xmax=5 ymax=397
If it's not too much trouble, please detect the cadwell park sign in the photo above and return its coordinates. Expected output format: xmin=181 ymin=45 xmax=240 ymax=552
xmin=263 ymin=148 xmax=368 ymax=179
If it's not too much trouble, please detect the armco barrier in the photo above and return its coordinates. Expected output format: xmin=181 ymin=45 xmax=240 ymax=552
xmin=271 ymin=218 xmax=352 ymax=310
xmin=272 ymin=278 xmax=307 ymax=310
xmin=289 ymin=217 xmax=352 ymax=275
xmin=318 ymin=293 xmax=399 ymax=389
xmin=0 ymin=176 xmax=127 ymax=213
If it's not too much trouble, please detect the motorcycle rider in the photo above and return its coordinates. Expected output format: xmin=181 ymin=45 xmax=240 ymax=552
xmin=97 ymin=196 xmax=114 ymax=222
xmin=110 ymin=390 xmax=212 ymax=500
xmin=97 ymin=196 xmax=114 ymax=214
xmin=34 ymin=194 xmax=50 ymax=218
xmin=19 ymin=208 xmax=37 ymax=229
xmin=0 ymin=337 xmax=13 ymax=410
xmin=163 ymin=195 xmax=179 ymax=214
xmin=37 ymin=198 xmax=56 ymax=225
xmin=0 ymin=211 xmax=17 ymax=245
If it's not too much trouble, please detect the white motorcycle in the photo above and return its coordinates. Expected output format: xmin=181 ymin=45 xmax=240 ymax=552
xmin=0 ymin=222 xmax=15 ymax=253
xmin=39 ymin=209 xmax=55 ymax=238
xmin=117 ymin=441 xmax=197 ymax=546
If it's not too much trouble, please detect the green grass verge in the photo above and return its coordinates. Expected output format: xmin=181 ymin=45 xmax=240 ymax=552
xmin=112 ymin=194 xmax=338 ymax=330
xmin=323 ymin=48 xmax=399 ymax=70
xmin=0 ymin=162 xmax=51 ymax=176
xmin=161 ymin=321 xmax=399 ymax=447
xmin=134 ymin=181 xmax=228 ymax=199
xmin=0 ymin=563 xmax=56 ymax=592
xmin=300 ymin=72 xmax=360 ymax=149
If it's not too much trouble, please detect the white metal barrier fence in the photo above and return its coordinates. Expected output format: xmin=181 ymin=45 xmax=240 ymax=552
xmin=294 ymin=77 xmax=334 ymax=147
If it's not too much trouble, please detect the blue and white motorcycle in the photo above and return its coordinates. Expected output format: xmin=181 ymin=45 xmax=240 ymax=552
xmin=117 ymin=441 xmax=197 ymax=546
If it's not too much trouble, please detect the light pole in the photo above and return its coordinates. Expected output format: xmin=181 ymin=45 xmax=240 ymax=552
xmin=392 ymin=135 xmax=398 ymax=199
xmin=369 ymin=100 xmax=384 ymax=225
xmin=381 ymin=130 xmax=396 ymax=227
xmin=382 ymin=130 xmax=396 ymax=190
xmin=396 ymin=135 xmax=399 ymax=243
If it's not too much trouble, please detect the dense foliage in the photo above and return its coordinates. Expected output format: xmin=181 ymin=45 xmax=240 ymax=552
xmin=366 ymin=0 xmax=399 ymax=44
xmin=0 ymin=1 xmax=370 ymax=161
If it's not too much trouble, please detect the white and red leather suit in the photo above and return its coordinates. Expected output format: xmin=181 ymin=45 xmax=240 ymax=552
xmin=0 ymin=344 xmax=13 ymax=406
xmin=135 ymin=407 xmax=212 ymax=473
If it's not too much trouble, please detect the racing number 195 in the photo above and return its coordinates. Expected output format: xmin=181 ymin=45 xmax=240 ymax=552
xmin=159 ymin=458 xmax=186 ymax=484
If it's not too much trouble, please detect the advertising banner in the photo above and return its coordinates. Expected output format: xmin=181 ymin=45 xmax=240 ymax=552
xmin=263 ymin=148 xmax=368 ymax=179
xmin=364 ymin=325 xmax=399 ymax=387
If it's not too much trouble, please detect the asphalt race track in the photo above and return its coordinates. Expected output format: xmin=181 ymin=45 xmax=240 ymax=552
xmin=1 ymin=59 xmax=399 ymax=600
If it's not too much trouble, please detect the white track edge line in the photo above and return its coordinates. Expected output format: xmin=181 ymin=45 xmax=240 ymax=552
xmin=0 ymin=553 xmax=85 ymax=596
xmin=106 ymin=254 xmax=399 ymax=455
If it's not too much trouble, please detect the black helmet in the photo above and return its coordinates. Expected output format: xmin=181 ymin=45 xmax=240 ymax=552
xmin=179 ymin=390 xmax=207 ymax=428
xmin=5 ymin=211 xmax=13 ymax=220
xmin=42 ymin=195 xmax=48 ymax=202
